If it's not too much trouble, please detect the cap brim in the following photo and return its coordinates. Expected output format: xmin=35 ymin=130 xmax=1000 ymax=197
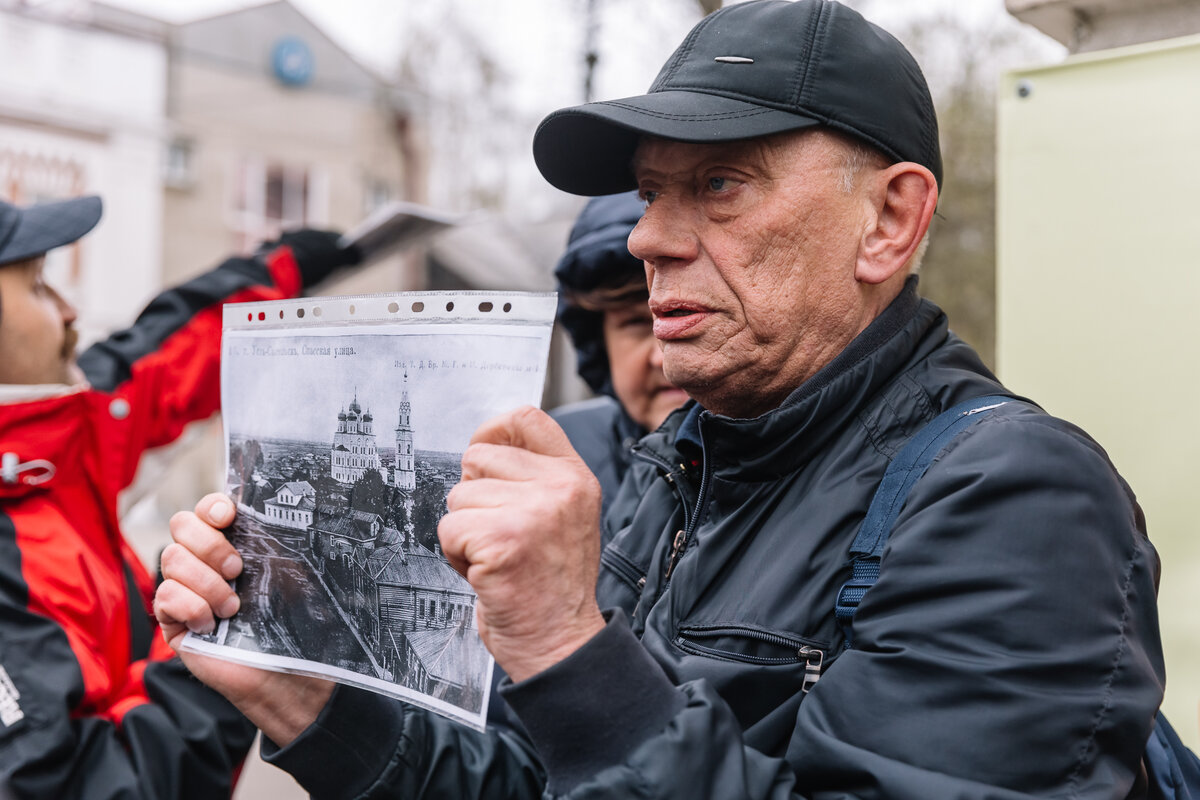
xmin=533 ymin=91 xmax=821 ymax=196
xmin=0 ymin=195 xmax=103 ymax=267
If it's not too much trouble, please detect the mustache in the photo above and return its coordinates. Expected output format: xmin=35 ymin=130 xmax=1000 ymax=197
xmin=62 ymin=325 xmax=79 ymax=360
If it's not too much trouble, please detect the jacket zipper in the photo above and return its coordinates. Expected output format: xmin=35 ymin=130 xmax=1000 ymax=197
xmin=631 ymin=444 xmax=698 ymax=582
xmin=800 ymin=645 xmax=824 ymax=693
xmin=674 ymin=626 xmax=828 ymax=689
xmin=663 ymin=416 xmax=712 ymax=584
xmin=631 ymin=446 xmax=693 ymax=524
xmin=600 ymin=547 xmax=646 ymax=593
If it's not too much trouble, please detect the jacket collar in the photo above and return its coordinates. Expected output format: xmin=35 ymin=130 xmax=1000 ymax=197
xmin=0 ymin=382 xmax=86 ymax=404
xmin=0 ymin=388 xmax=93 ymax=499
xmin=649 ymin=277 xmax=949 ymax=479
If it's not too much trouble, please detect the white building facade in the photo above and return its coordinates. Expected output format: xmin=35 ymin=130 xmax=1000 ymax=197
xmin=263 ymin=480 xmax=315 ymax=529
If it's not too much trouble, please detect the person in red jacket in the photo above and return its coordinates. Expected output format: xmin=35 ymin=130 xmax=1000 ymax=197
xmin=0 ymin=194 xmax=360 ymax=799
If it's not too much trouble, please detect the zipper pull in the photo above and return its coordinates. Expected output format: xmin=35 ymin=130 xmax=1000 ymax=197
xmin=631 ymin=576 xmax=648 ymax=620
xmin=800 ymin=646 xmax=824 ymax=693
xmin=664 ymin=529 xmax=687 ymax=580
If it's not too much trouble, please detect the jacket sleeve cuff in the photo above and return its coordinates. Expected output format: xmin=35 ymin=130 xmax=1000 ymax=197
xmin=499 ymin=610 xmax=685 ymax=793
xmin=262 ymin=683 xmax=406 ymax=799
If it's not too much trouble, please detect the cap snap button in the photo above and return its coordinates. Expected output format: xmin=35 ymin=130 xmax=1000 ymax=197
xmin=109 ymin=398 xmax=131 ymax=420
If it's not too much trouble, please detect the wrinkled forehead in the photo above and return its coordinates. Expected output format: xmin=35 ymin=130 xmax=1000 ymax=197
xmin=630 ymin=129 xmax=850 ymax=183
xmin=632 ymin=136 xmax=761 ymax=175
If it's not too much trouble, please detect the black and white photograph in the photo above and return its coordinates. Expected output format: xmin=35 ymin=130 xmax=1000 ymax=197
xmin=182 ymin=292 xmax=555 ymax=731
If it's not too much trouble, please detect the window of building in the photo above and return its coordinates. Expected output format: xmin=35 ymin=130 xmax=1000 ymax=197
xmin=231 ymin=158 xmax=328 ymax=253
xmin=164 ymin=139 xmax=195 ymax=189
xmin=364 ymin=177 xmax=393 ymax=215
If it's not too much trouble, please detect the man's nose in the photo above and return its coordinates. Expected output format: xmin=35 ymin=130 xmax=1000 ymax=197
xmin=627 ymin=199 xmax=698 ymax=268
xmin=49 ymin=286 xmax=78 ymax=324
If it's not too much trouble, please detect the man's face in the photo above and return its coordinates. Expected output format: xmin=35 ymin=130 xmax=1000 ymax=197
xmin=627 ymin=130 xmax=878 ymax=418
xmin=602 ymin=301 xmax=689 ymax=432
xmin=0 ymin=256 xmax=83 ymax=385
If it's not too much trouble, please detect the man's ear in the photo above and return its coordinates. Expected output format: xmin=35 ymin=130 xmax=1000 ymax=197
xmin=855 ymin=163 xmax=938 ymax=285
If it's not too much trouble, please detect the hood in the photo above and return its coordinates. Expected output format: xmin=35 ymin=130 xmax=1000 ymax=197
xmin=554 ymin=190 xmax=645 ymax=397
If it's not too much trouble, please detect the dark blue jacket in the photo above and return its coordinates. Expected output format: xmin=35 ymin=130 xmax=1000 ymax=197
xmin=266 ymin=280 xmax=1164 ymax=799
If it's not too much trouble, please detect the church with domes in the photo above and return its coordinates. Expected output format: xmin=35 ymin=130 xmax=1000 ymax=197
xmin=331 ymin=391 xmax=384 ymax=484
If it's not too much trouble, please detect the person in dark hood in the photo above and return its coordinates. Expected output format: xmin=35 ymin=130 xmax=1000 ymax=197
xmin=551 ymin=190 xmax=687 ymax=521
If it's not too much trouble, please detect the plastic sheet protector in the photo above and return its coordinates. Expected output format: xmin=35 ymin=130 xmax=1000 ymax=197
xmin=181 ymin=290 xmax=557 ymax=731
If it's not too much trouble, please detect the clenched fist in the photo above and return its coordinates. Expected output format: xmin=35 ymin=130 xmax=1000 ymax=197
xmin=439 ymin=406 xmax=606 ymax=683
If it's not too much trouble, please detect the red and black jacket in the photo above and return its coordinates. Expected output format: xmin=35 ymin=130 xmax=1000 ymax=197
xmin=0 ymin=232 xmax=357 ymax=799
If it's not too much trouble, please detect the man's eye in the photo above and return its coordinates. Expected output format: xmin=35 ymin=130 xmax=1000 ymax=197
xmin=640 ymin=190 xmax=658 ymax=206
xmin=708 ymin=177 xmax=729 ymax=192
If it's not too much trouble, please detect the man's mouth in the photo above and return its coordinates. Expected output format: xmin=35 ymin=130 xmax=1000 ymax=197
xmin=651 ymin=302 xmax=709 ymax=339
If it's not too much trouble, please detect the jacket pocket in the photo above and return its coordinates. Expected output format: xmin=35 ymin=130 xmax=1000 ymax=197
xmin=597 ymin=545 xmax=648 ymax=620
xmin=600 ymin=545 xmax=646 ymax=594
xmin=675 ymin=624 xmax=827 ymax=692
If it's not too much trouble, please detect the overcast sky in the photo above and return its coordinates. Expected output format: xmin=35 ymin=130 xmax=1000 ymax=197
xmin=97 ymin=0 xmax=1063 ymax=91
xmin=90 ymin=0 xmax=1063 ymax=218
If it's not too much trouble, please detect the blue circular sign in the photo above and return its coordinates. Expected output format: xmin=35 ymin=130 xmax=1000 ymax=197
xmin=272 ymin=36 xmax=314 ymax=87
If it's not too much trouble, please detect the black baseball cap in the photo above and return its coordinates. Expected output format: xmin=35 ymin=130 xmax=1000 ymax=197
xmin=533 ymin=0 xmax=941 ymax=196
xmin=0 ymin=195 xmax=103 ymax=267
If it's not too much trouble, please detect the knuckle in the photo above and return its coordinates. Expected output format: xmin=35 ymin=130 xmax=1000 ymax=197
xmin=155 ymin=580 xmax=188 ymax=618
xmin=159 ymin=543 xmax=184 ymax=572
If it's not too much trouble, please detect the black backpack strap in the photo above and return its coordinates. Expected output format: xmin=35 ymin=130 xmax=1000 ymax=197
xmin=835 ymin=395 xmax=1014 ymax=650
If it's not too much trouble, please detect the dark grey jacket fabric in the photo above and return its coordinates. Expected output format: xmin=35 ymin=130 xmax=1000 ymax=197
xmin=265 ymin=281 xmax=1165 ymax=799
xmin=551 ymin=395 xmax=645 ymax=529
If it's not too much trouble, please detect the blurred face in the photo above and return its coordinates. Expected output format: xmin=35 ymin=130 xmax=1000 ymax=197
xmin=602 ymin=301 xmax=689 ymax=431
xmin=0 ymin=256 xmax=83 ymax=385
xmin=627 ymin=130 xmax=878 ymax=418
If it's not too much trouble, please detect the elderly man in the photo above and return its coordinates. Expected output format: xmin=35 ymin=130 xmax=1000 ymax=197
xmin=154 ymin=1 xmax=1165 ymax=798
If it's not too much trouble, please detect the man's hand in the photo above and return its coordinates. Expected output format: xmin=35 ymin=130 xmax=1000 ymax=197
xmin=154 ymin=494 xmax=333 ymax=745
xmin=440 ymin=406 xmax=606 ymax=683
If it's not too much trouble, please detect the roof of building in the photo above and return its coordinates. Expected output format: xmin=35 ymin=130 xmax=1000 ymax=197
xmin=311 ymin=510 xmax=381 ymax=542
xmin=366 ymin=538 xmax=471 ymax=594
xmin=280 ymin=481 xmax=314 ymax=496
xmin=404 ymin=625 xmax=490 ymax=686
xmin=168 ymin=0 xmax=402 ymax=102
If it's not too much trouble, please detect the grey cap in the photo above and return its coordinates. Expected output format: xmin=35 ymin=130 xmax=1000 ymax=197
xmin=0 ymin=196 xmax=103 ymax=267
xmin=533 ymin=0 xmax=940 ymax=196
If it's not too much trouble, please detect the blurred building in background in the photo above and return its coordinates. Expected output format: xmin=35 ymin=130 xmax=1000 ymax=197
xmin=155 ymin=1 xmax=425 ymax=290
